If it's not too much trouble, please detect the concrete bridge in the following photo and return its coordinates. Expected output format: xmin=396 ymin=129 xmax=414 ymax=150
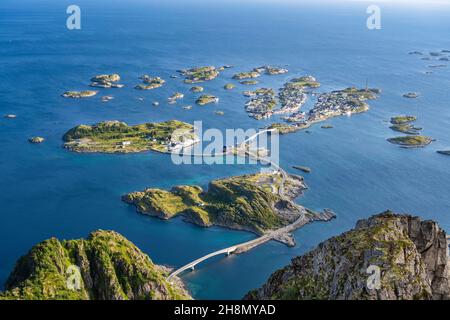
xmin=167 ymin=235 xmax=272 ymax=281
xmin=167 ymin=211 xmax=319 ymax=281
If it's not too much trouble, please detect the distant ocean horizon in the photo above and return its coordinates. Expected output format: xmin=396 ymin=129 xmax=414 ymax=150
xmin=1 ymin=0 xmax=449 ymax=299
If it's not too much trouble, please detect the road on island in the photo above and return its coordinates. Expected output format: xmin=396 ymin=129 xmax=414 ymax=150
xmin=167 ymin=128 xmax=307 ymax=281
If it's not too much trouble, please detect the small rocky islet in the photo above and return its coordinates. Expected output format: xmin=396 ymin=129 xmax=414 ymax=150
xmin=90 ymin=73 xmax=124 ymax=88
xmin=135 ymin=75 xmax=165 ymax=90
xmin=436 ymin=150 xmax=450 ymax=156
xmin=387 ymin=135 xmax=433 ymax=148
xmin=389 ymin=115 xmax=422 ymax=135
xmin=196 ymin=94 xmax=219 ymax=105
xmin=177 ymin=66 xmax=221 ymax=83
xmin=0 ymin=230 xmax=190 ymax=300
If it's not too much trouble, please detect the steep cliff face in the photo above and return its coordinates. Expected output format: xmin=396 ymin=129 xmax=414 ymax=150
xmin=245 ymin=212 xmax=450 ymax=300
xmin=0 ymin=231 xmax=191 ymax=300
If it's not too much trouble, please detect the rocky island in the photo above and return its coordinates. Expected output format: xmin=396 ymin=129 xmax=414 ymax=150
xmin=387 ymin=135 xmax=433 ymax=148
xmin=123 ymin=172 xmax=334 ymax=244
xmin=28 ymin=137 xmax=45 ymax=144
xmin=178 ymin=66 xmax=220 ymax=83
xmin=190 ymin=86 xmax=204 ymax=93
xmin=90 ymin=74 xmax=124 ymax=88
xmin=0 ymin=230 xmax=190 ymax=300
xmin=63 ymin=120 xmax=198 ymax=154
xmin=196 ymin=94 xmax=219 ymax=105
xmin=266 ymin=87 xmax=379 ymax=134
xmin=62 ymin=90 xmax=98 ymax=99
xmin=245 ymin=88 xmax=277 ymax=119
xmin=245 ymin=212 xmax=450 ymax=300
xmin=135 ymin=76 xmax=165 ymax=90
xmin=389 ymin=116 xmax=422 ymax=134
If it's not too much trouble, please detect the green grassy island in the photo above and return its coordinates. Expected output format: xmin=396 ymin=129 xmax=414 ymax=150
xmin=196 ymin=94 xmax=219 ymax=105
xmin=390 ymin=116 xmax=417 ymax=124
xmin=123 ymin=172 xmax=308 ymax=235
xmin=0 ymin=231 xmax=190 ymax=300
xmin=63 ymin=120 xmax=198 ymax=154
xmin=178 ymin=66 xmax=220 ymax=83
xmin=387 ymin=135 xmax=433 ymax=147
xmin=135 ymin=76 xmax=165 ymax=90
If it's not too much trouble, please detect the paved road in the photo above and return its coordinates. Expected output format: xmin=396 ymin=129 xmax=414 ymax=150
xmin=167 ymin=128 xmax=308 ymax=281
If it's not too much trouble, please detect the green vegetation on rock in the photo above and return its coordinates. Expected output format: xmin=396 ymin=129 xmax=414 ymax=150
xmin=387 ymin=135 xmax=432 ymax=147
xmin=135 ymin=76 xmax=165 ymax=90
xmin=245 ymin=212 xmax=450 ymax=300
xmin=62 ymin=90 xmax=97 ymax=98
xmin=62 ymin=120 xmax=196 ymax=153
xmin=390 ymin=116 xmax=417 ymax=125
xmin=123 ymin=172 xmax=307 ymax=234
xmin=437 ymin=150 xmax=450 ymax=156
xmin=196 ymin=94 xmax=219 ymax=105
xmin=178 ymin=66 xmax=219 ymax=83
xmin=0 ymin=230 xmax=191 ymax=300
xmin=233 ymin=71 xmax=261 ymax=80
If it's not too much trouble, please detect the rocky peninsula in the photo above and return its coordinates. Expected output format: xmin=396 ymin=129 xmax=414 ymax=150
xmin=63 ymin=120 xmax=198 ymax=154
xmin=0 ymin=230 xmax=190 ymax=300
xmin=245 ymin=212 xmax=450 ymax=300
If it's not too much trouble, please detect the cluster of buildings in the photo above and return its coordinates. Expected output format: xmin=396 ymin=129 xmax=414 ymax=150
xmin=307 ymin=91 xmax=369 ymax=123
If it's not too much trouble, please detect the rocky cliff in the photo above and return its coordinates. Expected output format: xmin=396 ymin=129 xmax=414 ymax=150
xmin=245 ymin=211 xmax=450 ymax=300
xmin=0 ymin=230 xmax=191 ymax=300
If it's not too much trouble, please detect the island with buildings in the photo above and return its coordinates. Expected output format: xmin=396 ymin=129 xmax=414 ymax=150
xmin=62 ymin=120 xmax=199 ymax=154
xmin=266 ymin=87 xmax=379 ymax=134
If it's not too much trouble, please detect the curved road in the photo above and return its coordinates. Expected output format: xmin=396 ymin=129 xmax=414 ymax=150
xmin=167 ymin=128 xmax=307 ymax=281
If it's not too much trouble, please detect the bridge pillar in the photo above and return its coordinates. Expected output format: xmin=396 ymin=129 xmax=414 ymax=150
xmin=190 ymin=266 xmax=195 ymax=271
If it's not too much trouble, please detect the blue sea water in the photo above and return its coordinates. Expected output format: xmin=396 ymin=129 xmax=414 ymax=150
xmin=0 ymin=0 xmax=450 ymax=299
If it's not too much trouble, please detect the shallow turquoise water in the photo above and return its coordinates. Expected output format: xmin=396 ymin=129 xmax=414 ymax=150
xmin=0 ymin=0 xmax=449 ymax=299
